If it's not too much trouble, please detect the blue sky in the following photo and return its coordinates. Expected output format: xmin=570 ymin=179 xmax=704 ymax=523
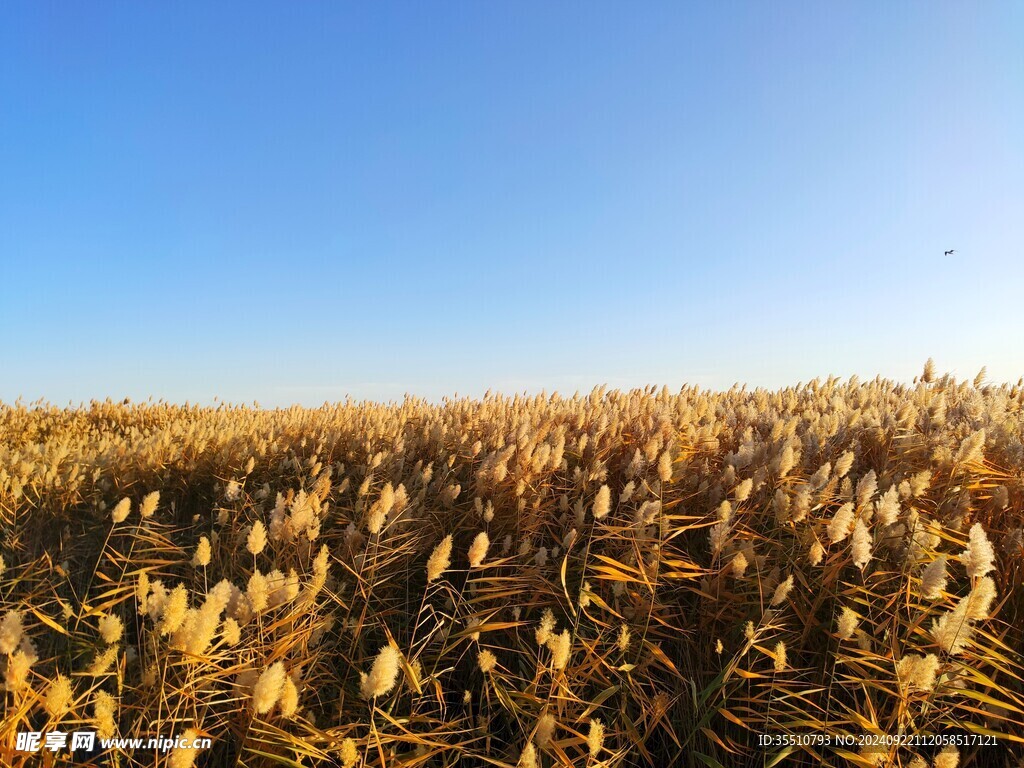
xmin=2 ymin=2 xmax=1022 ymax=406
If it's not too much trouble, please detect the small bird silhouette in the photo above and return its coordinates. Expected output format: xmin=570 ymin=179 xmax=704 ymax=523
xmin=944 ymin=249 xmax=955 ymax=256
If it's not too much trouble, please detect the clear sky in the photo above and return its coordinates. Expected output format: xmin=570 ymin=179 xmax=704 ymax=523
xmin=2 ymin=3 xmax=1022 ymax=406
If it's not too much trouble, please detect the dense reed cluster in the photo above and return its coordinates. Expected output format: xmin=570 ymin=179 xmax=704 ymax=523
xmin=1 ymin=362 xmax=1023 ymax=767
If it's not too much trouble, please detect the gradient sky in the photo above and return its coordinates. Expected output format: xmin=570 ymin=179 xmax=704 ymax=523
xmin=2 ymin=3 xmax=1022 ymax=406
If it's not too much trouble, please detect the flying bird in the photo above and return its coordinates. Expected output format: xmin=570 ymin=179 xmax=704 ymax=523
xmin=944 ymin=249 xmax=955 ymax=256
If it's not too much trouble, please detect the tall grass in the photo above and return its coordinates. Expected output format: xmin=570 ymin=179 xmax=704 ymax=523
xmin=1 ymin=364 xmax=1022 ymax=766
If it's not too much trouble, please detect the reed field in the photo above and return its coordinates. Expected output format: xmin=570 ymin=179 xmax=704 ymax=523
xmin=2 ymin=361 xmax=1024 ymax=768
